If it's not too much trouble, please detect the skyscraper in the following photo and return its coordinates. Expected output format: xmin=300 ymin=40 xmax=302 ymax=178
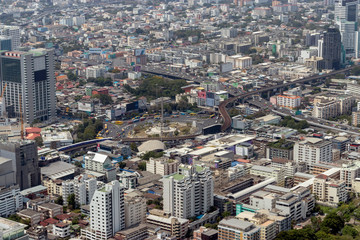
xmin=163 ymin=164 xmax=214 ymax=219
xmin=320 ymin=27 xmax=341 ymax=69
xmin=335 ymin=0 xmax=358 ymax=23
xmin=0 ymin=25 xmax=20 ymax=50
xmin=81 ymin=181 xmax=125 ymax=240
xmin=0 ymin=49 xmax=56 ymax=124
xmin=0 ymin=140 xmax=40 ymax=190
xmin=0 ymin=36 xmax=12 ymax=51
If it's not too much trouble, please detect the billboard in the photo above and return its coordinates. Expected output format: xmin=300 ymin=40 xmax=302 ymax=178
xmin=134 ymin=48 xmax=146 ymax=56
xmin=126 ymin=101 xmax=139 ymax=112
xmin=202 ymin=124 xmax=221 ymax=135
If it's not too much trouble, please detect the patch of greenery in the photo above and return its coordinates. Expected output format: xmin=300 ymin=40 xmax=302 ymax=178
xmin=74 ymin=118 xmax=103 ymax=142
xmin=268 ymin=138 xmax=294 ymax=150
xmin=124 ymin=76 xmax=187 ymax=100
xmin=87 ymin=77 xmax=113 ymax=87
xmin=278 ymin=116 xmax=309 ymax=131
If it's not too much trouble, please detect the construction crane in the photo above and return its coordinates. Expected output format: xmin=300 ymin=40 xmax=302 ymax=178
xmin=1 ymin=83 xmax=6 ymax=97
xmin=19 ymin=93 xmax=24 ymax=140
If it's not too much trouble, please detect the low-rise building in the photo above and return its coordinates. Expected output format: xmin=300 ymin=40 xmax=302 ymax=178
xmin=313 ymin=174 xmax=348 ymax=206
xmin=236 ymin=211 xmax=277 ymax=240
xmin=0 ymin=217 xmax=28 ymax=240
xmin=250 ymin=165 xmax=285 ymax=187
xmin=146 ymin=213 xmax=189 ymax=239
xmin=146 ymin=157 xmax=179 ymax=176
xmin=218 ymin=218 xmax=260 ymax=240
xmin=53 ymin=223 xmax=70 ymax=238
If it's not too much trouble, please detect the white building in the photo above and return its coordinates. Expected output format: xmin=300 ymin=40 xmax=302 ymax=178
xmin=81 ymin=181 xmax=125 ymax=240
xmin=53 ymin=223 xmax=70 ymax=238
xmin=146 ymin=157 xmax=179 ymax=176
xmin=0 ymin=185 xmax=23 ymax=217
xmin=86 ymin=65 xmax=106 ymax=79
xmin=250 ymin=165 xmax=285 ymax=187
xmin=42 ymin=131 xmax=73 ymax=148
xmin=124 ymin=190 xmax=146 ymax=228
xmin=340 ymin=161 xmax=360 ymax=189
xmin=59 ymin=16 xmax=74 ymax=26
xmin=249 ymin=186 xmax=314 ymax=222
xmin=294 ymin=137 xmax=333 ymax=167
xmin=84 ymin=152 xmax=116 ymax=182
xmin=276 ymin=95 xmax=301 ymax=109
xmin=226 ymin=55 xmax=252 ymax=69
xmin=163 ymin=164 xmax=214 ymax=219
xmin=228 ymin=165 xmax=246 ymax=181
xmin=0 ymin=25 xmax=21 ymax=50
xmin=73 ymin=16 xmax=86 ymax=26
xmin=118 ymin=171 xmax=140 ymax=190
xmin=62 ymin=174 xmax=97 ymax=206
xmin=313 ymin=174 xmax=348 ymax=206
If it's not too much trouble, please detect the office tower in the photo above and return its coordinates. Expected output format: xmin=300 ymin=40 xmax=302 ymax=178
xmin=0 ymin=36 xmax=12 ymax=51
xmin=321 ymin=27 xmax=341 ymax=69
xmin=0 ymin=49 xmax=56 ymax=124
xmin=335 ymin=0 xmax=358 ymax=23
xmin=294 ymin=137 xmax=333 ymax=167
xmin=81 ymin=181 xmax=125 ymax=240
xmin=0 ymin=25 xmax=20 ymax=50
xmin=163 ymin=164 xmax=214 ymax=219
xmin=0 ymin=140 xmax=40 ymax=190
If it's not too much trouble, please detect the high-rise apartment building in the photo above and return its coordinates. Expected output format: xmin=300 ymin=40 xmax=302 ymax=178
xmin=124 ymin=190 xmax=146 ymax=228
xmin=0 ymin=25 xmax=20 ymax=50
xmin=163 ymin=164 xmax=214 ymax=219
xmin=320 ymin=27 xmax=341 ymax=69
xmin=294 ymin=137 xmax=333 ymax=167
xmin=62 ymin=174 xmax=97 ymax=206
xmin=81 ymin=181 xmax=125 ymax=240
xmin=0 ymin=140 xmax=40 ymax=190
xmin=0 ymin=49 xmax=56 ymax=124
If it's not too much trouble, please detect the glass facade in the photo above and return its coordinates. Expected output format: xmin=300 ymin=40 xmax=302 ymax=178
xmin=0 ymin=39 xmax=12 ymax=51
xmin=1 ymin=58 xmax=21 ymax=83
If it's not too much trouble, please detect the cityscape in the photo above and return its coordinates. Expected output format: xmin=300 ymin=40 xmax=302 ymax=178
xmin=3 ymin=0 xmax=360 ymax=239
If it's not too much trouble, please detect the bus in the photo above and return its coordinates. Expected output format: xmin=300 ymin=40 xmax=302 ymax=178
xmin=104 ymin=124 xmax=108 ymax=129
xmin=190 ymin=112 xmax=197 ymax=116
xmin=209 ymin=114 xmax=215 ymax=118
xmin=154 ymin=115 xmax=161 ymax=119
xmin=115 ymin=121 xmax=123 ymax=125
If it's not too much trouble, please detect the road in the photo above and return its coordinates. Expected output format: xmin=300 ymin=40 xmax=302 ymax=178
xmin=272 ymin=109 xmax=360 ymax=136
xmin=219 ymin=67 xmax=355 ymax=131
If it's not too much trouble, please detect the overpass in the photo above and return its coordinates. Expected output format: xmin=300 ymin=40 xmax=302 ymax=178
xmin=219 ymin=67 xmax=354 ymax=131
xmin=117 ymin=134 xmax=200 ymax=143
xmin=57 ymin=138 xmax=112 ymax=153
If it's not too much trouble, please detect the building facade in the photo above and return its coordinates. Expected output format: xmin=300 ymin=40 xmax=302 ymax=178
xmin=0 ymin=49 xmax=56 ymax=123
xmin=163 ymin=164 xmax=214 ymax=219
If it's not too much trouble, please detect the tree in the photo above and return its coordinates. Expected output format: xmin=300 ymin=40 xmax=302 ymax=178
xmin=74 ymin=95 xmax=82 ymax=101
xmin=352 ymin=66 xmax=360 ymax=76
xmin=67 ymin=193 xmax=77 ymax=210
xmin=55 ymin=196 xmax=64 ymax=205
xmin=320 ymin=212 xmax=344 ymax=234
xmin=342 ymin=225 xmax=358 ymax=238
xmin=72 ymin=216 xmax=79 ymax=225
xmin=34 ymin=136 xmax=43 ymax=147
xmin=130 ymin=142 xmax=138 ymax=152
xmin=74 ymin=161 xmax=83 ymax=168
xmin=275 ymin=228 xmax=316 ymax=240
xmin=138 ymin=161 xmax=147 ymax=171
xmin=222 ymin=211 xmax=231 ymax=218
xmin=92 ymin=94 xmax=113 ymax=105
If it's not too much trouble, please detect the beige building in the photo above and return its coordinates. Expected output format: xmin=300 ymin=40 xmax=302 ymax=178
xmin=236 ymin=211 xmax=277 ymax=240
xmin=304 ymin=56 xmax=324 ymax=70
xmin=43 ymin=179 xmax=63 ymax=196
xmin=352 ymin=112 xmax=360 ymax=127
xmin=340 ymin=161 xmax=360 ymax=189
xmin=313 ymin=95 xmax=353 ymax=119
xmin=226 ymin=55 xmax=252 ymax=69
xmin=313 ymin=174 xmax=348 ymax=206
xmin=146 ymin=157 xmax=179 ymax=176
xmin=250 ymin=165 xmax=285 ymax=186
xmin=124 ymin=190 xmax=146 ymax=228
xmin=146 ymin=210 xmax=189 ymax=240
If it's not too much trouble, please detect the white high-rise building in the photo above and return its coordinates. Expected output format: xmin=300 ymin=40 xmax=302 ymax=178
xmin=294 ymin=137 xmax=333 ymax=167
xmin=163 ymin=164 xmax=214 ymax=219
xmin=0 ymin=25 xmax=20 ymax=50
xmin=81 ymin=181 xmax=125 ymax=240
xmin=62 ymin=174 xmax=98 ymax=206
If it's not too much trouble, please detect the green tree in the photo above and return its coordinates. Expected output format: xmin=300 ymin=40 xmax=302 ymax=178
xmin=67 ymin=193 xmax=77 ymax=210
xmin=55 ymin=196 xmax=64 ymax=205
xmin=92 ymin=94 xmax=113 ymax=105
xmin=275 ymin=228 xmax=316 ymax=240
xmin=320 ymin=212 xmax=344 ymax=234
xmin=75 ymin=95 xmax=82 ymax=101
xmin=138 ymin=161 xmax=146 ymax=171
xmin=351 ymin=66 xmax=360 ymax=76
xmin=74 ymin=161 xmax=83 ymax=168
xmin=72 ymin=216 xmax=79 ymax=225
xmin=130 ymin=142 xmax=138 ymax=152
xmin=34 ymin=136 xmax=43 ymax=147
xmin=342 ymin=225 xmax=358 ymax=238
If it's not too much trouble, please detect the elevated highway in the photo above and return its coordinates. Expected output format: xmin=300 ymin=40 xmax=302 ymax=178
xmin=219 ymin=67 xmax=354 ymax=131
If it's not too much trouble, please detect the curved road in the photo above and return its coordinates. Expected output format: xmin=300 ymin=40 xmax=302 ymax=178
xmin=219 ymin=67 xmax=355 ymax=131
